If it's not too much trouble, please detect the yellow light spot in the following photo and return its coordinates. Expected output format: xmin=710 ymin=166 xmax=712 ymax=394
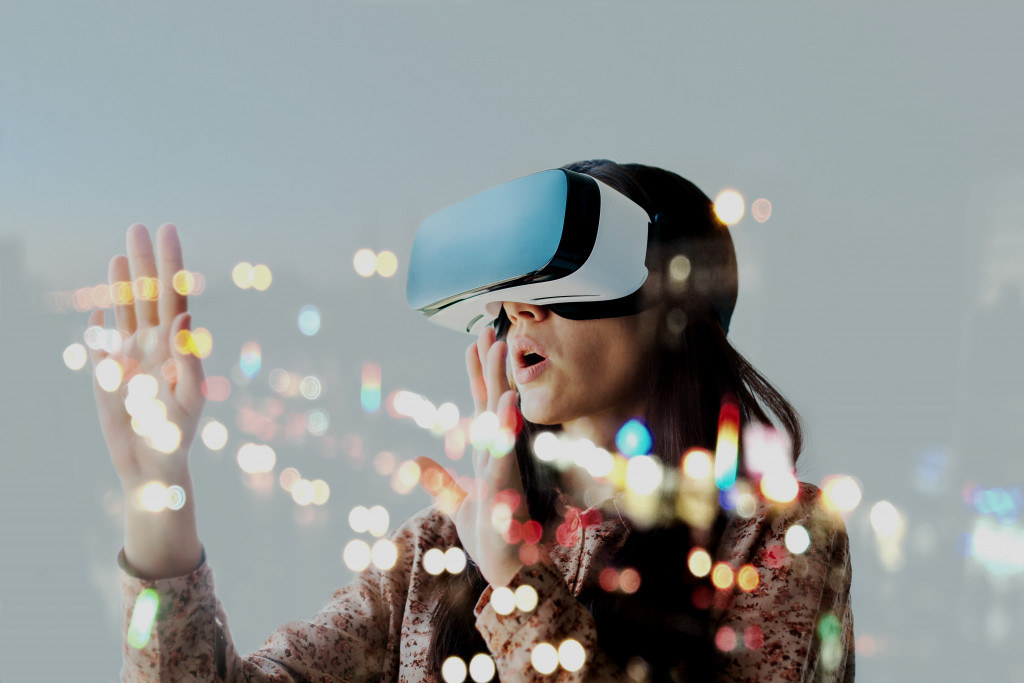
xmin=201 ymin=420 xmax=228 ymax=451
xmin=353 ymin=249 xmax=377 ymax=277
xmin=444 ymin=547 xmax=467 ymax=574
xmin=134 ymin=276 xmax=160 ymax=301
xmin=751 ymin=198 xmax=772 ymax=223
xmin=375 ymin=250 xmax=399 ymax=278
xmin=531 ymin=642 xmax=559 ymax=675
xmin=558 ymin=638 xmax=586 ymax=672
xmin=95 ymin=358 xmax=123 ymax=392
xmin=342 ymin=539 xmax=371 ymax=571
xmin=737 ymin=564 xmax=760 ymax=592
xmin=236 ymin=443 xmax=276 ymax=473
xmin=232 ymin=262 xmax=254 ymax=289
xmin=139 ymin=482 xmax=168 ymax=512
xmin=191 ymin=328 xmax=213 ymax=359
xmin=688 ymin=548 xmax=712 ymax=578
xmin=172 ymin=270 xmax=195 ymax=296
xmin=112 ymin=280 xmax=134 ymax=305
xmin=682 ymin=448 xmax=713 ymax=480
xmin=92 ymin=283 xmax=112 ymax=308
xmin=468 ymin=653 xmax=495 ymax=683
xmin=291 ymin=479 xmax=315 ymax=505
xmin=669 ymin=254 xmax=691 ymax=282
xmin=821 ymin=475 xmax=863 ymax=514
xmin=63 ymin=343 xmax=88 ymax=371
xmin=127 ymin=589 xmax=159 ymax=649
xmin=174 ymin=329 xmax=198 ymax=357
xmin=490 ymin=587 xmax=515 ymax=615
xmin=760 ymin=470 xmax=799 ymax=504
xmin=713 ymin=189 xmax=745 ymax=226
xmin=423 ymin=548 xmax=446 ymax=575
xmin=711 ymin=562 xmax=735 ymax=590
xmin=785 ymin=524 xmax=811 ymax=554
xmin=371 ymin=539 xmax=398 ymax=570
xmin=251 ymin=264 xmax=272 ymax=291
xmin=436 ymin=402 xmax=461 ymax=431
xmin=279 ymin=467 xmax=301 ymax=492
xmin=393 ymin=460 xmax=421 ymax=494
xmin=514 ymin=584 xmax=538 ymax=612
xmin=441 ymin=656 xmax=467 ymax=683
xmin=312 ymin=479 xmax=330 ymax=505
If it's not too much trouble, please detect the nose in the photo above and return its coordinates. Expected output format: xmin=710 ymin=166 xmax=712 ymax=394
xmin=503 ymin=301 xmax=550 ymax=325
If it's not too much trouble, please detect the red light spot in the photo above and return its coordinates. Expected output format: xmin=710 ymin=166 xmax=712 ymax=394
xmin=201 ymin=376 xmax=232 ymax=402
xmin=619 ymin=568 xmax=641 ymax=594
xmin=743 ymin=624 xmax=764 ymax=650
xmin=518 ymin=544 xmax=539 ymax=565
xmin=522 ymin=520 xmax=543 ymax=545
xmin=715 ymin=626 xmax=737 ymax=652
xmin=599 ymin=568 xmax=620 ymax=592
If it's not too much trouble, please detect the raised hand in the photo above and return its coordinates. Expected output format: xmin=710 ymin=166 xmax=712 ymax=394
xmin=417 ymin=326 xmax=526 ymax=587
xmin=88 ymin=224 xmax=206 ymax=487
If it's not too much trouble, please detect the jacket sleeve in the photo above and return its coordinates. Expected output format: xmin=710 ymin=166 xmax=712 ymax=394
xmin=473 ymin=557 xmax=630 ymax=683
xmin=118 ymin=539 xmax=404 ymax=682
xmin=712 ymin=484 xmax=856 ymax=682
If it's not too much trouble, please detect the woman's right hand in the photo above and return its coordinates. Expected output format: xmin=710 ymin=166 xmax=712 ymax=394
xmin=88 ymin=223 xmax=207 ymax=488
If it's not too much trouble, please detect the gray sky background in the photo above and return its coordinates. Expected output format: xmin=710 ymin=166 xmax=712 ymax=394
xmin=2 ymin=2 xmax=1023 ymax=681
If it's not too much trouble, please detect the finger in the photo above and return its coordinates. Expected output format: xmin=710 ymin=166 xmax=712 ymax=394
xmin=496 ymin=389 xmax=520 ymax=435
xmin=108 ymin=255 xmax=136 ymax=336
xmin=126 ymin=224 xmax=160 ymax=328
xmin=414 ymin=456 xmax=468 ymax=514
xmin=86 ymin=309 xmax=108 ymax=368
xmin=484 ymin=340 xmax=511 ymax=413
xmin=475 ymin=325 xmax=495 ymax=385
xmin=156 ymin=224 xmax=188 ymax=330
xmin=466 ymin=343 xmax=487 ymax=413
xmin=169 ymin=313 xmax=207 ymax=417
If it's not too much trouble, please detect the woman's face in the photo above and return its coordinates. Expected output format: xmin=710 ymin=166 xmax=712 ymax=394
xmin=502 ymin=301 xmax=659 ymax=438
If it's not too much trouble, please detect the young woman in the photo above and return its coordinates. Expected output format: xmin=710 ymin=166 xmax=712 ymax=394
xmin=96 ymin=160 xmax=854 ymax=682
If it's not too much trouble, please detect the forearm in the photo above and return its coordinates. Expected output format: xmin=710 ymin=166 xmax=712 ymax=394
xmin=122 ymin=471 xmax=203 ymax=580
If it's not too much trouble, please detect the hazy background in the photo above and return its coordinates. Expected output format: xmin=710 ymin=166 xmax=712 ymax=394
xmin=2 ymin=1 xmax=1022 ymax=681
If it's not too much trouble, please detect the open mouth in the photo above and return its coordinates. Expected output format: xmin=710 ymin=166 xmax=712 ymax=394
xmin=522 ymin=352 xmax=546 ymax=367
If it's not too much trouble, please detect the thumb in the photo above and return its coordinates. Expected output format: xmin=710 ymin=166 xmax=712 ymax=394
xmin=414 ymin=456 xmax=467 ymax=515
xmin=170 ymin=313 xmax=207 ymax=412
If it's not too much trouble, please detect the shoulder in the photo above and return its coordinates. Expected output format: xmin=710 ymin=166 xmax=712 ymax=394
xmin=390 ymin=504 xmax=462 ymax=554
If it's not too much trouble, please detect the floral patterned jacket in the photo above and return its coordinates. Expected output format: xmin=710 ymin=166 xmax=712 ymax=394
xmin=119 ymin=482 xmax=854 ymax=682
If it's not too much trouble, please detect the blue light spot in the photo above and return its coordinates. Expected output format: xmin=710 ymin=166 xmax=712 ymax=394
xmin=298 ymin=305 xmax=321 ymax=336
xmin=718 ymin=487 xmax=737 ymax=511
xmin=361 ymin=386 xmax=381 ymax=413
xmin=616 ymin=419 xmax=652 ymax=456
xmin=239 ymin=352 xmax=261 ymax=379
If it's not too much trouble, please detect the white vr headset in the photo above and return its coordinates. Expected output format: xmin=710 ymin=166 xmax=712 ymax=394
xmin=406 ymin=168 xmax=734 ymax=335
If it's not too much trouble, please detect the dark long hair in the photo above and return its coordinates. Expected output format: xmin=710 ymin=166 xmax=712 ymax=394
xmin=427 ymin=160 xmax=803 ymax=681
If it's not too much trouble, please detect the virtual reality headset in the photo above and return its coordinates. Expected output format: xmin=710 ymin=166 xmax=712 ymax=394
xmin=406 ymin=168 xmax=735 ymax=335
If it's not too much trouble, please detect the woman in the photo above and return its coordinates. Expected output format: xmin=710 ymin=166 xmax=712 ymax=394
xmin=96 ymin=160 xmax=854 ymax=681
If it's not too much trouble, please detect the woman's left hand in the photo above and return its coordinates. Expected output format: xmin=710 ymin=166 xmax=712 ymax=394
xmin=416 ymin=326 xmax=526 ymax=587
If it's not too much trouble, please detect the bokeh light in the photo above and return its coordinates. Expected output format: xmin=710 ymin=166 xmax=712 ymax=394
xmin=361 ymin=363 xmax=382 ymax=413
xmin=300 ymin=375 xmax=322 ymax=400
xmin=354 ymin=249 xmax=377 ymax=277
xmin=95 ymin=358 xmax=123 ymax=392
xmin=251 ymin=264 xmax=272 ymax=291
xmin=444 ymin=547 xmax=467 ymax=574
xmin=237 ymin=443 xmax=276 ymax=474
xmin=349 ymin=505 xmax=370 ymax=533
xmin=371 ymin=539 xmax=398 ymax=570
xmin=737 ymin=564 xmax=759 ymax=592
xmin=714 ymin=402 xmax=739 ymax=490
xmin=423 ymin=548 xmax=445 ymax=575
xmin=139 ymin=482 xmax=169 ymax=512
xmin=558 ymin=639 xmax=586 ymax=672
xmin=760 ymin=470 xmax=799 ymax=504
xmin=441 ymin=656 xmax=467 ymax=683
xmin=785 ymin=524 xmax=811 ymax=554
xmin=298 ymin=305 xmax=321 ymax=336
xmin=291 ymin=479 xmax=315 ymax=505
xmin=715 ymin=626 xmax=737 ymax=652
xmin=616 ymin=419 xmax=652 ymax=456
xmin=514 ymin=584 xmax=538 ymax=612
xmin=490 ymin=587 xmax=515 ymax=615
xmin=279 ymin=467 xmax=301 ymax=492
xmin=367 ymin=505 xmax=390 ymax=537
xmin=870 ymin=500 xmax=901 ymax=537
xmin=751 ymin=198 xmax=772 ymax=223
xmin=342 ymin=539 xmax=371 ymax=571
xmin=232 ymin=262 xmax=254 ymax=289
xmin=688 ymin=548 xmax=712 ymax=578
xmin=711 ymin=562 xmax=735 ymax=590
xmin=820 ymin=475 xmax=863 ymax=514
xmin=713 ymin=189 xmax=745 ymax=225
xmin=63 ymin=343 xmax=88 ymax=370
xmin=531 ymin=643 xmax=559 ymax=675
xmin=126 ymin=589 xmax=159 ymax=649
xmin=375 ymin=250 xmax=398 ymax=278
xmin=468 ymin=653 xmax=495 ymax=683
xmin=625 ymin=455 xmax=662 ymax=495
xmin=239 ymin=342 xmax=262 ymax=379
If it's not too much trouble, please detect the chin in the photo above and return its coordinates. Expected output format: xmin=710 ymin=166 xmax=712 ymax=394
xmin=518 ymin=392 xmax=564 ymax=426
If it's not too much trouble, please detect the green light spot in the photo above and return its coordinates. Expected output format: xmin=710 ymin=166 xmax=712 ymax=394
xmin=817 ymin=612 xmax=841 ymax=642
xmin=127 ymin=589 xmax=160 ymax=649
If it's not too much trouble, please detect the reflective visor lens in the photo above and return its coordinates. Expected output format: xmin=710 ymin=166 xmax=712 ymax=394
xmin=407 ymin=170 xmax=572 ymax=312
